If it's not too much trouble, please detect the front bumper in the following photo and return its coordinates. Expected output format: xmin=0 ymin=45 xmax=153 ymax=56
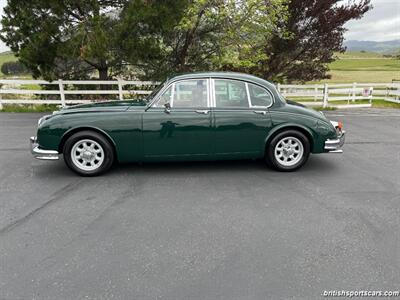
xmin=30 ymin=136 xmax=59 ymax=160
xmin=325 ymin=130 xmax=346 ymax=153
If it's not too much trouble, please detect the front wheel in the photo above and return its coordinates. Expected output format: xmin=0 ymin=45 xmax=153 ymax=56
xmin=63 ymin=131 xmax=114 ymax=176
xmin=265 ymin=130 xmax=310 ymax=172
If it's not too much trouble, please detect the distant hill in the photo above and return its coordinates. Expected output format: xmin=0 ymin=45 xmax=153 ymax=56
xmin=0 ymin=51 xmax=14 ymax=56
xmin=344 ymin=40 xmax=400 ymax=54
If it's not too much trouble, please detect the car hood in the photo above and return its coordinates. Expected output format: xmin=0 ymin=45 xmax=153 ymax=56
xmin=54 ymin=100 xmax=147 ymax=115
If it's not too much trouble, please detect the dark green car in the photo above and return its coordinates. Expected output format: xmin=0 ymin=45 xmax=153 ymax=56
xmin=30 ymin=72 xmax=345 ymax=176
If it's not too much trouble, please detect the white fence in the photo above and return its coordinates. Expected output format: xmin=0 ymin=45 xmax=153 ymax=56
xmin=277 ymin=82 xmax=400 ymax=108
xmin=0 ymin=79 xmax=157 ymax=108
xmin=0 ymin=79 xmax=399 ymax=109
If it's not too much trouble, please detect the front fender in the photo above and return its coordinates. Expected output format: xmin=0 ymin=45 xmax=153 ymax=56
xmin=60 ymin=126 xmax=117 ymax=151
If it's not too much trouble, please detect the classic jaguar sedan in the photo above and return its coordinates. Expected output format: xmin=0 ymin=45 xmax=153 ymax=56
xmin=30 ymin=72 xmax=345 ymax=176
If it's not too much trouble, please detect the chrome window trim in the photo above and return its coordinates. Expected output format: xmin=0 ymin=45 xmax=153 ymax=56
xmin=209 ymin=77 xmax=215 ymax=107
xmin=212 ymin=78 xmax=249 ymax=109
xmin=170 ymin=82 xmax=175 ymax=107
xmin=245 ymin=83 xmax=252 ymax=107
xmin=148 ymin=76 xmax=275 ymax=110
xmin=211 ymin=78 xmax=275 ymax=109
xmin=247 ymin=82 xmax=274 ymax=109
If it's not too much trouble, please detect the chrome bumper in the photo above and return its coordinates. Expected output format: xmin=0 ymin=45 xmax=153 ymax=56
xmin=324 ymin=131 xmax=345 ymax=153
xmin=30 ymin=136 xmax=59 ymax=160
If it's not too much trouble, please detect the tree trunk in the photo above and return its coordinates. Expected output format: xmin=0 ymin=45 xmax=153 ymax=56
xmin=98 ymin=67 xmax=109 ymax=100
xmin=98 ymin=68 xmax=108 ymax=80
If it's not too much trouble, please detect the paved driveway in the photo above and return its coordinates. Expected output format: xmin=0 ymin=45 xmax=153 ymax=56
xmin=0 ymin=109 xmax=399 ymax=299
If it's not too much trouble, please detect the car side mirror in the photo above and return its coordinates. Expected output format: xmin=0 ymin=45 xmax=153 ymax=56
xmin=164 ymin=103 xmax=171 ymax=114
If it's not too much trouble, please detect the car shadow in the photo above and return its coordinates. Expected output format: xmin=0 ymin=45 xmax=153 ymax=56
xmin=110 ymin=155 xmax=339 ymax=176
xmin=31 ymin=155 xmax=340 ymax=178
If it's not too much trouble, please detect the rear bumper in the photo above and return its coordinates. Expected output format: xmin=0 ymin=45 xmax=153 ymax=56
xmin=324 ymin=131 xmax=345 ymax=153
xmin=30 ymin=136 xmax=59 ymax=160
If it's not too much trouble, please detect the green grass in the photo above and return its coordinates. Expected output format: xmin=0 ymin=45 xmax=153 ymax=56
xmin=290 ymin=98 xmax=400 ymax=109
xmin=335 ymin=51 xmax=385 ymax=59
xmin=309 ymin=51 xmax=400 ymax=84
xmin=312 ymin=106 xmax=337 ymax=111
xmin=0 ymin=104 xmax=58 ymax=112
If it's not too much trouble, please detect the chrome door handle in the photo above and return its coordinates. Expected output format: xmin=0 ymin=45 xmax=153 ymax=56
xmin=195 ymin=110 xmax=209 ymax=115
xmin=254 ymin=110 xmax=267 ymax=115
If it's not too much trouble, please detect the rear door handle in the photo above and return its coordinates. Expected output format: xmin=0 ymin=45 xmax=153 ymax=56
xmin=195 ymin=110 xmax=210 ymax=115
xmin=254 ymin=110 xmax=267 ymax=115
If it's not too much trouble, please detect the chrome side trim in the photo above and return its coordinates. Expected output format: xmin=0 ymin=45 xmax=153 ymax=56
xmin=30 ymin=136 xmax=59 ymax=160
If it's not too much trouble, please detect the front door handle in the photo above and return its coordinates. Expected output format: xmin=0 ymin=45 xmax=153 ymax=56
xmin=254 ymin=110 xmax=267 ymax=115
xmin=195 ymin=110 xmax=210 ymax=115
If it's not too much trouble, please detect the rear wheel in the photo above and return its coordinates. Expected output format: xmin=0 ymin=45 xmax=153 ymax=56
xmin=265 ymin=130 xmax=310 ymax=171
xmin=63 ymin=131 xmax=114 ymax=176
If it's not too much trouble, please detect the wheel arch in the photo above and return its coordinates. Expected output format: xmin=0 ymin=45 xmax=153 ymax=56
xmin=59 ymin=126 xmax=118 ymax=160
xmin=265 ymin=124 xmax=315 ymax=152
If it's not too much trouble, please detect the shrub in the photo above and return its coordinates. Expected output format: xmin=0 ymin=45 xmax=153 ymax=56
xmin=1 ymin=61 xmax=29 ymax=75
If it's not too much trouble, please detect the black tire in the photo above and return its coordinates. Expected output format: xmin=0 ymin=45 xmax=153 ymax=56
xmin=265 ymin=130 xmax=310 ymax=172
xmin=63 ymin=130 xmax=115 ymax=176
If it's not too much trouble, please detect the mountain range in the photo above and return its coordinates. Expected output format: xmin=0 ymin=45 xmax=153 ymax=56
xmin=344 ymin=39 xmax=400 ymax=54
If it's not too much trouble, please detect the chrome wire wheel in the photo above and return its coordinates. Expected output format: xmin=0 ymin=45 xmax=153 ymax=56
xmin=274 ymin=136 xmax=304 ymax=167
xmin=70 ymin=139 xmax=105 ymax=171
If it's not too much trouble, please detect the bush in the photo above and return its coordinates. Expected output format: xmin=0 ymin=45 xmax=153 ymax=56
xmin=1 ymin=61 xmax=29 ymax=75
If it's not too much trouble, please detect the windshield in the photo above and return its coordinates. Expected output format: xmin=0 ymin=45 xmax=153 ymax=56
xmin=145 ymin=80 xmax=167 ymax=102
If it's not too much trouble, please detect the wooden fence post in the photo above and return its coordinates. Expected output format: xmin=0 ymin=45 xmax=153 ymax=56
xmin=314 ymin=86 xmax=318 ymax=101
xmin=323 ymin=83 xmax=328 ymax=108
xmin=58 ymin=79 xmax=66 ymax=107
xmin=117 ymin=78 xmax=124 ymax=101
xmin=352 ymin=82 xmax=356 ymax=102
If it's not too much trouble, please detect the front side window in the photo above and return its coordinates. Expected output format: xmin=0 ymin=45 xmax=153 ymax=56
xmin=248 ymin=83 xmax=273 ymax=107
xmin=152 ymin=79 xmax=208 ymax=108
xmin=153 ymin=85 xmax=172 ymax=107
xmin=215 ymin=79 xmax=249 ymax=108
xmin=173 ymin=80 xmax=208 ymax=107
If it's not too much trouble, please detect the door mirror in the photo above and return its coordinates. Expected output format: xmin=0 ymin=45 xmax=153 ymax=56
xmin=164 ymin=103 xmax=171 ymax=114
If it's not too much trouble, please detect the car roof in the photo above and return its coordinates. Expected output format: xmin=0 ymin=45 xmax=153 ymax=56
xmin=168 ymin=72 xmax=276 ymax=90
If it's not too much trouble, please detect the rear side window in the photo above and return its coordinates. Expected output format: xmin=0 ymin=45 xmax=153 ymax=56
xmin=248 ymin=83 xmax=273 ymax=107
xmin=215 ymin=79 xmax=249 ymax=108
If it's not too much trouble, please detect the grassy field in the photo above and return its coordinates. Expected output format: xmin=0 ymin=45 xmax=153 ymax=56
xmin=312 ymin=51 xmax=400 ymax=83
xmin=0 ymin=50 xmax=398 ymax=82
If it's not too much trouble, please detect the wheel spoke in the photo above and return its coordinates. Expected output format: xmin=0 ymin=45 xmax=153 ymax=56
xmin=71 ymin=139 xmax=105 ymax=171
xmin=274 ymin=136 xmax=305 ymax=167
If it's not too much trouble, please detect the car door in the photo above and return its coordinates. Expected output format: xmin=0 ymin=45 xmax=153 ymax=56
xmin=142 ymin=78 xmax=212 ymax=160
xmin=211 ymin=78 xmax=274 ymax=158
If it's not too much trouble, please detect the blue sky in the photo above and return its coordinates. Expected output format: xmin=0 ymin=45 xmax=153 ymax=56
xmin=0 ymin=0 xmax=398 ymax=52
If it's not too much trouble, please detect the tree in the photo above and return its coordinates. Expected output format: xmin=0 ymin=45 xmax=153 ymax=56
xmin=119 ymin=0 xmax=286 ymax=80
xmin=0 ymin=0 xmax=128 ymax=80
xmin=115 ymin=0 xmax=190 ymax=80
xmin=246 ymin=0 xmax=372 ymax=82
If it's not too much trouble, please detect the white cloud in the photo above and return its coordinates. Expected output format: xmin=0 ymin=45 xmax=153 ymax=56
xmin=344 ymin=0 xmax=400 ymax=41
